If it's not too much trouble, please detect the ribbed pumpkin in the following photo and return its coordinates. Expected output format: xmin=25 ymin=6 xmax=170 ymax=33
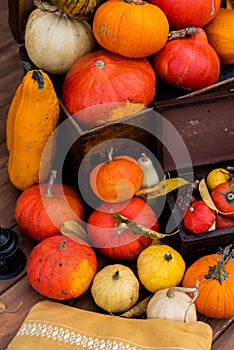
xmin=204 ymin=8 xmax=234 ymax=65
xmin=211 ymin=181 xmax=234 ymax=217
xmin=182 ymin=248 xmax=234 ymax=318
xmin=92 ymin=0 xmax=169 ymax=58
xmin=62 ymin=50 xmax=156 ymax=128
xmin=27 ymin=235 xmax=98 ymax=300
xmin=148 ymin=0 xmax=221 ymax=29
xmin=15 ymin=172 xmax=85 ymax=242
xmin=87 ymin=197 xmax=158 ymax=260
xmin=7 ymin=69 xmax=60 ymax=190
xmin=50 ymin=0 xmax=105 ymax=20
xmin=89 ymin=149 xmax=143 ymax=202
xmin=25 ymin=2 xmax=96 ymax=75
xmin=91 ymin=264 xmax=140 ymax=313
xmin=137 ymin=245 xmax=186 ymax=293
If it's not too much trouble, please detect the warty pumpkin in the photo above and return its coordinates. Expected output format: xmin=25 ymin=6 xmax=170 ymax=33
xmin=92 ymin=0 xmax=169 ymax=58
xmin=27 ymin=235 xmax=98 ymax=300
xmin=50 ymin=0 xmax=105 ymax=20
xmin=7 ymin=69 xmax=60 ymax=190
xmin=182 ymin=246 xmax=234 ymax=318
xmin=204 ymin=7 xmax=234 ymax=65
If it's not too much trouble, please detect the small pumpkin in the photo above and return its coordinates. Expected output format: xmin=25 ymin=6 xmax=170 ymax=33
xmin=89 ymin=148 xmax=143 ymax=202
xmin=204 ymin=7 xmax=234 ymax=65
xmin=91 ymin=264 xmax=139 ymax=313
xmin=7 ymin=68 xmax=60 ymax=190
xmin=137 ymin=245 xmax=186 ymax=293
xmin=87 ymin=197 xmax=158 ymax=260
xmin=27 ymin=235 xmax=97 ymax=300
xmin=182 ymin=246 xmax=234 ymax=318
xmin=211 ymin=181 xmax=234 ymax=217
xmin=152 ymin=27 xmax=220 ymax=91
xmin=148 ymin=0 xmax=221 ymax=29
xmin=146 ymin=285 xmax=198 ymax=323
xmin=62 ymin=50 xmax=156 ymax=128
xmin=216 ymin=213 xmax=234 ymax=229
xmin=93 ymin=0 xmax=169 ymax=58
xmin=25 ymin=1 xmax=96 ymax=75
xmin=50 ymin=0 xmax=105 ymax=20
xmin=183 ymin=200 xmax=216 ymax=234
xmin=15 ymin=171 xmax=85 ymax=241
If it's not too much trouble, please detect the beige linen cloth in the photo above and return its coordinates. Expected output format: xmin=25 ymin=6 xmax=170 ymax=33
xmin=7 ymin=300 xmax=212 ymax=350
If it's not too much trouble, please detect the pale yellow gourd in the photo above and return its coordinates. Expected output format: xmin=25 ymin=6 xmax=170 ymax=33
xmin=7 ymin=69 xmax=60 ymax=190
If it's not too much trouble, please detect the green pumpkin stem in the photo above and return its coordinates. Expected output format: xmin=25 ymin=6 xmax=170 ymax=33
xmin=46 ymin=170 xmax=57 ymax=197
xmin=32 ymin=71 xmax=45 ymax=90
xmin=168 ymin=26 xmax=198 ymax=41
xmin=206 ymin=245 xmax=234 ymax=283
xmin=112 ymin=270 xmax=120 ymax=280
xmin=164 ymin=251 xmax=173 ymax=261
xmin=124 ymin=0 xmax=145 ymax=5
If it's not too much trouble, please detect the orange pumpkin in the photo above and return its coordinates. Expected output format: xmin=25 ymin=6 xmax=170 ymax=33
xmin=93 ymin=0 xmax=169 ymax=58
xmin=204 ymin=7 xmax=234 ymax=65
xmin=182 ymin=247 xmax=234 ymax=318
xmin=27 ymin=235 xmax=98 ymax=300
xmin=90 ymin=149 xmax=143 ymax=202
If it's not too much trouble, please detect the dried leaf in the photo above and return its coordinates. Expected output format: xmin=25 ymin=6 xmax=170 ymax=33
xmin=112 ymin=214 xmax=179 ymax=239
xmin=60 ymin=221 xmax=89 ymax=243
xmin=0 ymin=301 xmax=22 ymax=314
xmin=0 ymin=301 xmax=6 ymax=313
xmin=120 ymin=295 xmax=152 ymax=318
xmin=136 ymin=177 xmax=191 ymax=199
xmin=199 ymin=178 xmax=222 ymax=213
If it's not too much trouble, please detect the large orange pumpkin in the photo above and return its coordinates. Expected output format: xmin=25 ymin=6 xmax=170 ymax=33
xmin=182 ymin=247 xmax=234 ymax=318
xmin=27 ymin=235 xmax=98 ymax=300
xmin=92 ymin=0 xmax=169 ymax=58
xmin=62 ymin=50 xmax=156 ymax=128
xmin=204 ymin=7 xmax=234 ymax=65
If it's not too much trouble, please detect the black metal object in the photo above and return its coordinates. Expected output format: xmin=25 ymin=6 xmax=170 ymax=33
xmin=0 ymin=227 xmax=26 ymax=280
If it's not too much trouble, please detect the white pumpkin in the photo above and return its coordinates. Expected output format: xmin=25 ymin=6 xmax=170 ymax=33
xmin=146 ymin=285 xmax=198 ymax=323
xmin=25 ymin=4 xmax=96 ymax=75
xmin=91 ymin=264 xmax=140 ymax=313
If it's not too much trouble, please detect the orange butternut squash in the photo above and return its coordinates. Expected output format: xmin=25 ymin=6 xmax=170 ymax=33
xmin=7 ymin=69 xmax=60 ymax=190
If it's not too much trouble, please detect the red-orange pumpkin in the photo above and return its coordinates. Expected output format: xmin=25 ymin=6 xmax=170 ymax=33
xmin=62 ymin=50 xmax=156 ymax=128
xmin=183 ymin=200 xmax=216 ymax=234
xmin=153 ymin=28 xmax=220 ymax=90
xmin=211 ymin=181 xmax=234 ymax=217
xmin=15 ymin=175 xmax=85 ymax=242
xmin=93 ymin=0 xmax=169 ymax=58
xmin=148 ymin=0 xmax=221 ymax=29
xmin=152 ymin=27 xmax=220 ymax=91
xmin=216 ymin=214 xmax=234 ymax=229
xmin=182 ymin=248 xmax=234 ymax=318
xmin=87 ymin=197 xmax=158 ymax=260
xmin=27 ymin=235 xmax=98 ymax=300
xmin=90 ymin=149 xmax=143 ymax=202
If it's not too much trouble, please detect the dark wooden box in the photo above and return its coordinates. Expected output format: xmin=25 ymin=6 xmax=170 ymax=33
xmin=162 ymin=160 xmax=234 ymax=264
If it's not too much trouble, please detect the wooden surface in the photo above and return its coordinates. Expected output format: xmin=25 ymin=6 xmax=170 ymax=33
xmin=1 ymin=0 xmax=234 ymax=349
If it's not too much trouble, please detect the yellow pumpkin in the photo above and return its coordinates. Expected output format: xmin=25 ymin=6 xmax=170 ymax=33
xmin=226 ymin=0 xmax=233 ymax=9
xmin=137 ymin=245 xmax=186 ymax=293
xmin=7 ymin=69 xmax=60 ymax=190
xmin=204 ymin=7 xmax=234 ymax=64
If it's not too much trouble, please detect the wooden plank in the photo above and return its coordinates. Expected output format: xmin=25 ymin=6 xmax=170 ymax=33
xmin=0 ymin=181 xmax=21 ymax=227
xmin=0 ymin=143 xmax=9 ymax=185
xmin=0 ymin=41 xmax=22 ymax=77
xmin=0 ymin=104 xmax=9 ymax=144
xmin=212 ymin=321 xmax=234 ymax=350
xmin=0 ymin=277 xmax=45 ymax=350
xmin=0 ymin=68 xmax=24 ymax=109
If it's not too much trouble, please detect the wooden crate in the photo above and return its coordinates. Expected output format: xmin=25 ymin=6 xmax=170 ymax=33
xmin=8 ymin=0 xmax=34 ymax=43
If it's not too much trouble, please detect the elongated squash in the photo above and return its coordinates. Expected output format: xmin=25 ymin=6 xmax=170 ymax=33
xmin=7 ymin=69 xmax=60 ymax=190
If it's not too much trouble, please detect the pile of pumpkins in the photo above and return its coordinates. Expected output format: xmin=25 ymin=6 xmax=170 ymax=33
xmin=22 ymin=0 xmax=234 ymax=130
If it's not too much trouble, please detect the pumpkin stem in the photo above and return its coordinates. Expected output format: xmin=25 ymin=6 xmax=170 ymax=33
xmin=34 ymin=0 xmax=60 ymax=12
xmin=206 ymin=245 xmax=234 ymax=283
xmin=107 ymin=147 xmax=114 ymax=162
xmin=46 ymin=170 xmax=57 ymax=197
xmin=115 ymin=222 xmax=127 ymax=234
xmin=168 ymin=26 xmax=198 ymax=41
xmin=95 ymin=60 xmax=105 ymax=69
xmin=164 ymin=251 xmax=173 ymax=261
xmin=124 ymin=0 xmax=145 ymax=5
xmin=58 ymin=240 xmax=67 ymax=251
xmin=112 ymin=270 xmax=120 ymax=280
xmin=139 ymin=153 xmax=148 ymax=162
xmin=32 ymin=71 xmax=45 ymax=91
